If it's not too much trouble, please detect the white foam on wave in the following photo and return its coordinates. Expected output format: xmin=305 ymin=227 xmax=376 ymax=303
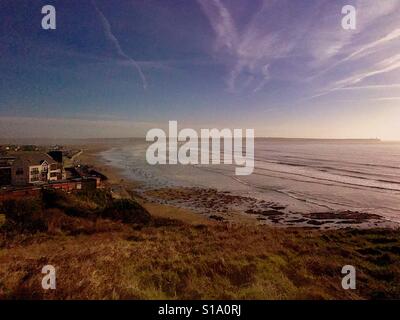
xmin=100 ymin=140 xmax=400 ymax=222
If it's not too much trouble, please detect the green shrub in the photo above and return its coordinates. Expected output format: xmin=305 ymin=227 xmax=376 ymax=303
xmin=42 ymin=189 xmax=70 ymax=208
xmin=42 ymin=189 xmax=94 ymax=218
xmin=102 ymin=199 xmax=151 ymax=225
xmin=75 ymin=189 xmax=113 ymax=209
xmin=0 ymin=190 xmax=151 ymax=234
xmin=2 ymin=199 xmax=46 ymax=232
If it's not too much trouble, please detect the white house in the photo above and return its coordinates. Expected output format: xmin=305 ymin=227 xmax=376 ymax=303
xmin=10 ymin=153 xmax=64 ymax=186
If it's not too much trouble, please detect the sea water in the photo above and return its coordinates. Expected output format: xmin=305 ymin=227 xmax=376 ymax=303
xmin=101 ymin=139 xmax=400 ymax=223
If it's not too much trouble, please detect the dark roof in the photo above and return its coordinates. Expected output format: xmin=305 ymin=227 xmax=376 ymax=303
xmin=12 ymin=152 xmax=56 ymax=166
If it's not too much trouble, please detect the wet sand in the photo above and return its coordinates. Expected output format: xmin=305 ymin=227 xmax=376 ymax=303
xmin=143 ymin=187 xmax=397 ymax=229
xmin=76 ymin=142 xmax=399 ymax=230
xmin=74 ymin=143 xmax=213 ymax=226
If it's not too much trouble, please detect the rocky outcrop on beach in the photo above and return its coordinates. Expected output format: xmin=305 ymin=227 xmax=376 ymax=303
xmin=143 ymin=187 xmax=397 ymax=229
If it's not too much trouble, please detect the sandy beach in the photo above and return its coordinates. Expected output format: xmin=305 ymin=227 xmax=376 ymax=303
xmin=74 ymin=142 xmax=214 ymax=226
xmin=75 ymin=141 xmax=399 ymax=230
xmin=1 ymin=141 xmax=399 ymax=300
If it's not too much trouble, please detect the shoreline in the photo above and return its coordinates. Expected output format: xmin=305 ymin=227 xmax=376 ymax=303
xmin=75 ymin=143 xmax=214 ymax=226
xmin=77 ymin=143 xmax=399 ymax=230
xmin=2 ymin=143 xmax=400 ymax=300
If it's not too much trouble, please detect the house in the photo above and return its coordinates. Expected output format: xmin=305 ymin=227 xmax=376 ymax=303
xmin=0 ymin=150 xmax=103 ymax=198
xmin=9 ymin=152 xmax=65 ymax=186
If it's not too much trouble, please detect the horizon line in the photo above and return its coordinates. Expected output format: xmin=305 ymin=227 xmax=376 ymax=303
xmin=1 ymin=137 xmax=398 ymax=143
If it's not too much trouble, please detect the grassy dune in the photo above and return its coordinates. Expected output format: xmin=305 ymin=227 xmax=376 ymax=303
xmin=0 ymin=190 xmax=399 ymax=300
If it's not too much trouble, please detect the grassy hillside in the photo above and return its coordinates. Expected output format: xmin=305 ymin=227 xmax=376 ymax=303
xmin=0 ymin=190 xmax=399 ymax=300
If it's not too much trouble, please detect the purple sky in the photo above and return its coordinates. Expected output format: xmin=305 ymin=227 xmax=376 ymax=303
xmin=1 ymin=0 xmax=400 ymax=139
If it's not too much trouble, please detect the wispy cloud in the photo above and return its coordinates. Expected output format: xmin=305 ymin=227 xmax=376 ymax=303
xmin=342 ymin=29 xmax=400 ymax=62
xmin=311 ymin=35 xmax=400 ymax=99
xmin=370 ymin=96 xmax=400 ymax=101
xmin=253 ymin=64 xmax=271 ymax=93
xmin=197 ymin=0 xmax=294 ymax=92
xmin=334 ymin=54 xmax=400 ymax=88
xmin=197 ymin=0 xmax=237 ymax=51
xmin=199 ymin=0 xmax=400 ymax=97
xmin=332 ymin=83 xmax=400 ymax=91
xmin=92 ymin=0 xmax=147 ymax=89
xmin=314 ymin=28 xmax=400 ymax=79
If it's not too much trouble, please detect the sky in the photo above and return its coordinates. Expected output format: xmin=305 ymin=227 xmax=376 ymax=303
xmin=0 ymin=0 xmax=400 ymax=139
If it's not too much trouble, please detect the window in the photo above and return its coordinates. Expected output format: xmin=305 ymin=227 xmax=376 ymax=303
xmin=50 ymin=164 xmax=58 ymax=170
xmin=50 ymin=172 xmax=58 ymax=178
xmin=30 ymin=168 xmax=40 ymax=175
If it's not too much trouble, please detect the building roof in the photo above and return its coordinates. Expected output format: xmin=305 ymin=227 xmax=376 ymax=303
xmin=11 ymin=152 xmax=57 ymax=166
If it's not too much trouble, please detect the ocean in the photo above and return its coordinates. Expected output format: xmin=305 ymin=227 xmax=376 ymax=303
xmin=101 ymin=139 xmax=400 ymax=223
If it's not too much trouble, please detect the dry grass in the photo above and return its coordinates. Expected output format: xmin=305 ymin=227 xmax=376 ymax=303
xmin=0 ymin=190 xmax=399 ymax=300
xmin=0 ymin=220 xmax=399 ymax=300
